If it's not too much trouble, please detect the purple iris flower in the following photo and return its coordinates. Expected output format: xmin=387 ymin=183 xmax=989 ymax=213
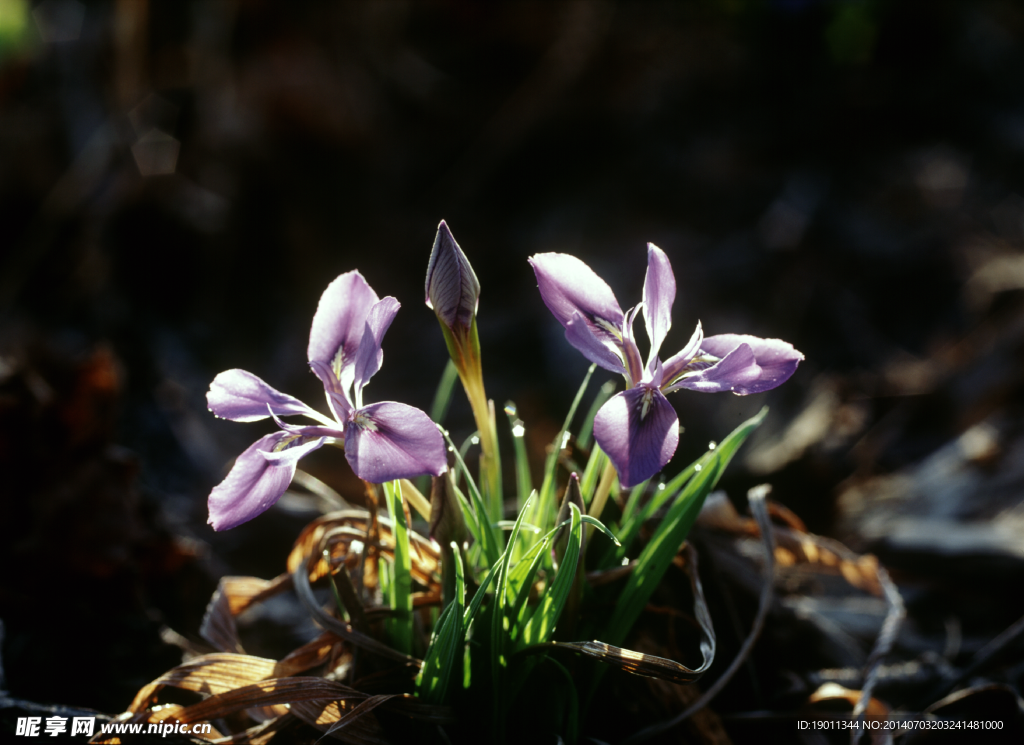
xmin=205 ymin=270 xmax=448 ymax=531
xmin=529 ymin=245 xmax=803 ymax=487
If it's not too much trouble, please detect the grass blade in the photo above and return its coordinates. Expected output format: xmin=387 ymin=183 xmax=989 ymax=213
xmin=442 ymin=427 xmax=502 ymax=567
xmin=601 ymin=407 xmax=767 ymax=649
xmin=519 ymin=503 xmax=582 ymax=648
xmin=525 ymin=365 xmax=596 ymax=547
xmin=383 ymin=480 xmax=413 ymax=656
xmin=504 ymin=401 xmax=534 ymax=513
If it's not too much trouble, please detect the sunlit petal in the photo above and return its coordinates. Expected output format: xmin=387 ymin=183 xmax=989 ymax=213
xmin=698 ymin=334 xmax=803 ymax=394
xmin=593 ymin=387 xmax=679 ymax=488
xmin=207 ymin=432 xmax=325 ymax=531
xmin=565 ymin=311 xmax=626 ymax=374
xmin=530 ymin=253 xmax=625 ymax=348
xmin=642 ymin=244 xmax=675 ymax=365
xmin=345 ymin=402 xmax=448 ymax=483
xmin=352 ymin=296 xmax=401 ymax=401
xmin=660 ymin=321 xmax=704 ymax=385
xmin=207 ymin=369 xmax=318 ymax=423
xmin=669 ymin=342 xmax=761 ymax=393
xmin=307 ymin=271 xmax=379 ymax=386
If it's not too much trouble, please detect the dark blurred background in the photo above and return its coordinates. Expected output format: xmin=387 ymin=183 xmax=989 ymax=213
xmin=3 ymin=0 xmax=1024 ymax=736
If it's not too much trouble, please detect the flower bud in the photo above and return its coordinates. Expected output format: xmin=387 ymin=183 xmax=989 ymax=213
xmin=425 ymin=220 xmax=480 ymax=332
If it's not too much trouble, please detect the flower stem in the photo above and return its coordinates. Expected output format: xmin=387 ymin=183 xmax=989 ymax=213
xmin=441 ymin=318 xmax=503 ymax=521
xmin=586 ymin=459 xmax=617 ymax=545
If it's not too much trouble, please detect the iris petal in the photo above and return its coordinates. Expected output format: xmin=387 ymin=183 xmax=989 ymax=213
xmin=530 ymin=252 xmax=625 ymax=343
xmin=565 ymin=311 xmax=626 ymax=374
xmin=207 ymin=432 xmax=325 ymax=531
xmin=669 ymin=342 xmax=761 ymax=393
xmin=207 ymin=369 xmax=319 ymax=423
xmin=696 ymin=334 xmax=803 ymax=395
xmin=642 ymin=244 xmax=675 ymax=366
xmin=661 ymin=322 xmax=704 ymax=385
xmin=307 ymin=271 xmax=379 ymax=388
xmin=593 ymin=387 xmax=679 ymax=488
xmin=352 ymin=296 xmax=401 ymax=402
xmin=344 ymin=402 xmax=448 ymax=483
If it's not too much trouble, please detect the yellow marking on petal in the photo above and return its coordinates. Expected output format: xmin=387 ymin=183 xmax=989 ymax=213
xmin=331 ymin=347 xmax=345 ymax=380
xmin=640 ymin=388 xmax=655 ymax=420
xmin=273 ymin=435 xmax=302 ymax=452
xmin=352 ymin=410 xmax=379 ymax=432
xmin=597 ymin=317 xmax=623 ymax=340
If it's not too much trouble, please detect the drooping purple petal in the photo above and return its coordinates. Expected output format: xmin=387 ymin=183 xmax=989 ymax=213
xmin=698 ymin=334 xmax=804 ymax=394
xmin=565 ymin=312 xmax=626 ymax=374
xmin=593 ymin=386 xmax=679 ymax=488
xmin=352 ymin=296 xmax=400 ymax=402
xmin=344 ymin=402 xmax=447 ymax=483
xmin=307 ymin=271 xmax=379 ymax=385
xmin=310 ymin=359 xmax=352 ymax=422
xmin=529 ymin=252 xmax=625 ymax=342
xmin=660 ymin=321 xmax=704 ymax=384
xmin=425 ymin=220 xmax=480 ymax=331
xmin=207 ymin=432 xmax=326 ymax=531
xmin=669 ymin=342 xmax=761 ymax=393
xmin=207 ymin=369 xmax=320 ymax=423
xmin=642 ymin=244 xmax=675 ymax=365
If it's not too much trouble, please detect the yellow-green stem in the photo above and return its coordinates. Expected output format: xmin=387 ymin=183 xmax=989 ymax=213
xmin=585 ymin=459 xmax=617 ymax=546
xmin=462 ymin=372 xmax=502 ymax=520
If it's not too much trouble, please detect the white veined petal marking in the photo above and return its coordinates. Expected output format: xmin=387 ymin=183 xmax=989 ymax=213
xmin=331 ymin=346 xmax=345 ymax=380
xmin=596 ymin=317 xmax=624 ymax=341
xmin=352 ymin=410 xmax=379 ymax=432
xmin=640 ymin=387 xmax=656 ymax=420
xmin=274 ymin=434 xmax=304 ymax=452
xmin=665 ymin=352 xmax=722 ymax=388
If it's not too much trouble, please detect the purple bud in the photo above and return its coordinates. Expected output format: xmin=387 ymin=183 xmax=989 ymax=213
xmin=425 ymin=220 xmax=480 ymax=331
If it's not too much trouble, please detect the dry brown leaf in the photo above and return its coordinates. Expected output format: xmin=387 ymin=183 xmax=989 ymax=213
xmin=129 ymin=653 xmax=279 ymax=713
xmin=272 ymin=630 xmax=345 ymax=677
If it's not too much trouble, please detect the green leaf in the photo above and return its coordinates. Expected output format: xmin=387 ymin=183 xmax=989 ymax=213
xmin=415 ymin=599 xmax=460 ymax=703
xmin=601 ymin=407 xmax=767 ymax=649
xmin=442 ymin=428 xmax=502 ymax=567
xmin=524 ymin=365 xmax=596 ymax=551
xmin=383 ymin=480 xmax=413 ymax=655
xmin=430 ymin=359 xmax=460 ymax=426
xmin=578 ymin=379 xmax=616 ymax=450
xmin=519 ymin=503 xmax=583 ymax=647
xmin=504 ymin=401 xmax=534 ymax=514
xmin=578 ymin=444 xmax=608 ymax=506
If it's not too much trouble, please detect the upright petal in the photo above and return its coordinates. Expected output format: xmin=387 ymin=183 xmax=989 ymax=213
xmin=593 ymin=386 xmax=679 ymax=488
xmin=530 ymin=252 xmax=624 ymax=338
xmin=621 ymin=305 xmax=648 ymax=386
xmin=660 ymin=321 xmax=704 ymax=384
xmin=669 ymin=342 xmax=761 ymax=393
xmin=698 ymin=334 xmax=804 ymax=394
xmin=425 ymin=220 xmax=480 ymax=331
xmin=642 ymin=244 xmax=676 ymax=364
xmin=307 ymin=271 xmax=379 ymax=385
xmin=207 ymin=369 xmax=319 ymax=422
xmin=352 ymin=296 xmax=401 ymax=402
xmin=207 ymin=432 xmax=325 ymax=531
xmin=345 ymin=402 xmax=447 ymax=483
xmin=310 ymin=359 xmax=352 ymax=422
